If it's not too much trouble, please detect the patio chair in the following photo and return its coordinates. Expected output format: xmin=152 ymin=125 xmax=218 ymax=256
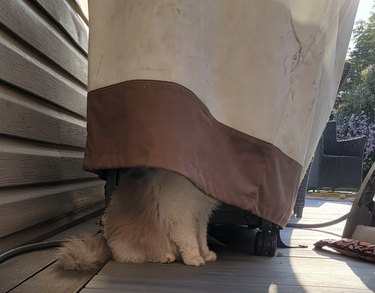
xmin=293 ymin=120 xmax=366 ymax=218
xmin=343 ymin=162 xmax=375 ymax=239
xmin=308 ymin=121 xmax=366 ymax=191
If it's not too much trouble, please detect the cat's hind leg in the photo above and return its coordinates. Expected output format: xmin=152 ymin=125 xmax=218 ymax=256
xmin=151 ymin=240 xmax=177 ymax=264
xmin=170 ymin=221 xmax=205 ymax=266
xmin=152 ymin=251 xmax=176 ymax=264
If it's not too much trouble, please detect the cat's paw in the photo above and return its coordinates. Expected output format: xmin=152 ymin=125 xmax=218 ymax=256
xmin=153 ymin=252 xmax=176 ymax=264
xmin=182 ymin=255 xmax=205 ymax=267
xmin=162 ymin=252 xmax=176 ymax=264
xmin=203 ymin=250 xmax=217 ymax=262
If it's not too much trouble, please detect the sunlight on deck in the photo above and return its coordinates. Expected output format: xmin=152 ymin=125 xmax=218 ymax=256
xmin=290 ymin=256 xmax=371 ymax=290
xmin=268 ymin=283 xmax=279 ymax=293
xmin=287 ymin=199 xmax=374 ymax=292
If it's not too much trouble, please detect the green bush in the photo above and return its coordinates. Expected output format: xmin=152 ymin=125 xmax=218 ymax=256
xmin=333 ymin=4 xmax=375 ymax=176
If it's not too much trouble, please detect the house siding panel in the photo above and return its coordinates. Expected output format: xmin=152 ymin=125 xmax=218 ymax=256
xmin=0 ymin=0 xmax=103 ymax=251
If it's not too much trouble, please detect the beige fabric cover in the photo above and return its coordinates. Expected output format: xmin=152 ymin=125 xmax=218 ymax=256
xmin=85 ymin=0 xmax=358 ymax=226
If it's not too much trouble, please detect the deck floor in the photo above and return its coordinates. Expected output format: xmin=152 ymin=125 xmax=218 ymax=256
xmin=1 ymin=198 xmax=374 ymax=293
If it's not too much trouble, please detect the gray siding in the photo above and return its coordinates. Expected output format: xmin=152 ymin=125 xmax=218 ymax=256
xmin=0 ymin=0 xmax=104 ymax=252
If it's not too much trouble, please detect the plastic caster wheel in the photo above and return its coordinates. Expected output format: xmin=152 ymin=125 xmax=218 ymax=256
xmin=254 ymin=230 xmax=277 ymax=257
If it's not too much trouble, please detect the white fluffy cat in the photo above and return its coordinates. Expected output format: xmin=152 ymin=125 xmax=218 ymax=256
xmin=58 ymin=168 xmax=219 ymax=270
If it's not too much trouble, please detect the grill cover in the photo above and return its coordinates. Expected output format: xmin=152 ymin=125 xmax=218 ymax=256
xmin=84 ymin=0 xmax=358 ymax=227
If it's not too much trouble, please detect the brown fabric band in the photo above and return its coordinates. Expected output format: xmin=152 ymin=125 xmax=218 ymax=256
xmin=83 ymin=80 xmax=302 ymax=227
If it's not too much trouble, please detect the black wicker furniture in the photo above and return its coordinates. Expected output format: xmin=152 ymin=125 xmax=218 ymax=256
xmin=308 ymin=121 xmax=366 ymax=191
xmin=293 ymin=121 xmax=366 ymax=218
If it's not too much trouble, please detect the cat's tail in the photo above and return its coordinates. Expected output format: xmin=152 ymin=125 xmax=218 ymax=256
xmin=57 ymin=233 xmax=111 ymax=271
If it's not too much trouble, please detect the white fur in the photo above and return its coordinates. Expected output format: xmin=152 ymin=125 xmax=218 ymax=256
xmin=57 ymin=233 xmax=111 ymax=271
xmin=58 ymin=169 xmax=218 ymax=270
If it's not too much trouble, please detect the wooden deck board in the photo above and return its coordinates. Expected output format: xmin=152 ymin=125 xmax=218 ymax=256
xmin=0 ymin=250 xmax=56 ymax=293
xmin=81 ymin=287 xmax=372 ymax=293
xmin=10 ymin=261 xmax=101 ymax=293
xmin=2 ymin=199 xmax=374 ymax=293
xmin=0 ymin=217 xmax=100 ymax=292
xmin=83 ymin=199 xmax=374 ymax=293
xmin=83 ymin=250 xmax=374 ymax=292
xmin=92 ymin=259 xmax=374 ymax=286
